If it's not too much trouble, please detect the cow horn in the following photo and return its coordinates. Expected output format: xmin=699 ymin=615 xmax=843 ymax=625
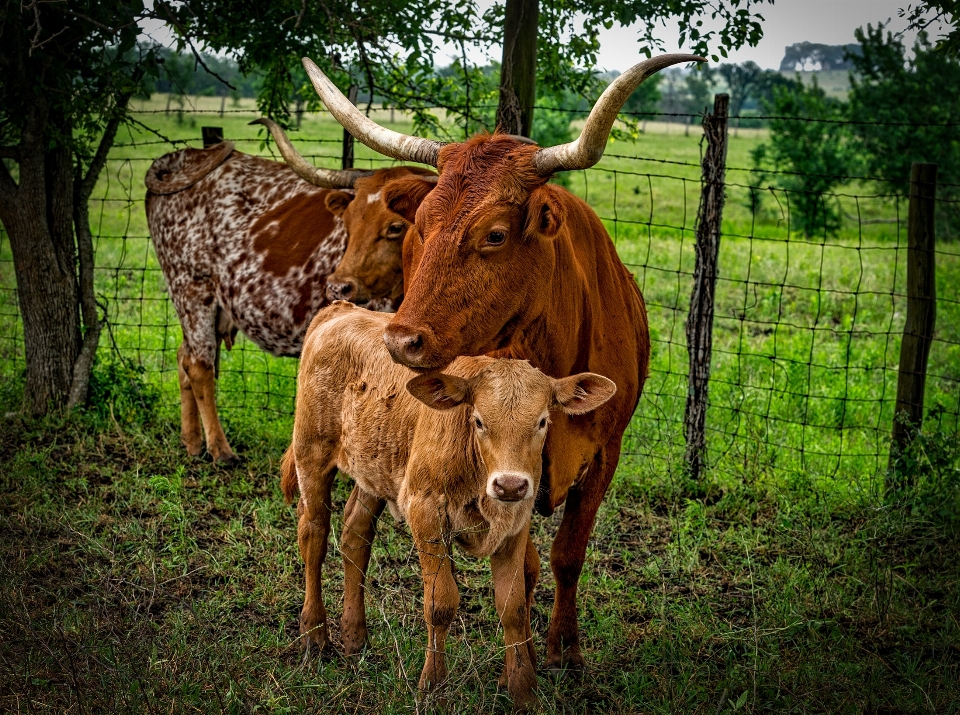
xmin=533 ymin=54 xmax=708 ymax=175
xmin=301 ymin=58 xmax=445 ymax=167
xmin=249 ymin=118 xmax=373 ymax=188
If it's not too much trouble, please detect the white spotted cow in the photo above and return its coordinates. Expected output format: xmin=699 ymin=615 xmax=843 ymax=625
xmin=145 ymin=121 xmax=434 ymax=462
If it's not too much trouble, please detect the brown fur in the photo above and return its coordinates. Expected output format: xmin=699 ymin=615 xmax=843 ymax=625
xmin=380 ymin=132 xmax=651 ymax=670
xmin=145 ymin=146 xmax=423 ymax=462
xmin=280 ymin=446 xmax=298 ymax=503
xmin=325 ymin=166 xmax=436 ymax=304
xmin=286 ymin=301 xmax=613 ymax=710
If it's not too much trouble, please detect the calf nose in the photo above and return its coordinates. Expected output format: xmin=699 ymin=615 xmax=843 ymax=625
xmin=383 ymin=324 xmax=426 ymax=366
xmin=326 ymin=279 xmax=356 ymax=302
xmin=491 ymin=474 xmax=530 ymax=502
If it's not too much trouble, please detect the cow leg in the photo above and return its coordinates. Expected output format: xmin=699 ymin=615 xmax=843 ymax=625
xmin=176 ymin=344 xmax=203 ymax=456
xmin=408 ymin=501 xmax=458 ymax=697
xmin=340 ymin=485 xmax=385 ymax=656
xmin=296 ymin=459 xmax=339 ymax=663
xmin=491 ymin=527 xmax=538 ymax=712
xmin=545 ymin=442 xmax=618 ymax=671
xmin=180 ymin=349 xmax=237 ymax=464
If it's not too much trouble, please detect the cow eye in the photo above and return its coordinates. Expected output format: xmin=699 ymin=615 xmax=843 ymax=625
xmin=538 ymin=417 xmax=547 ymax=430
xmin=383 ymin=222 xmax=406 ymax=240
xmin=474 ymin=416 xmax=484 ymax=431
xmin=484 ymin=230 xmax=507 ymax=247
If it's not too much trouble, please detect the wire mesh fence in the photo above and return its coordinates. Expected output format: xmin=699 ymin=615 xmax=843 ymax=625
xmin=0 ymin=99 xmax=957 ymax=493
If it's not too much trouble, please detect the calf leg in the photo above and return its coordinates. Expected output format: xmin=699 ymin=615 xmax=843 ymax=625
xmin=340 ymin=485 xmax=385 ymax=656
xmin=180 ymin=349 xmax=236 ymax=463
xmin=546 ymin=443 xmax=619 ymax=671
xmin=176 ymin=344 xmax=203 ymax=456
xmin=523 ymin=533 xmax=540 ymax=670
xmin=491 ymin=527 xmax=538 ymax=712
xmin=499 ymin=532 xmax=539 ymax=690
xmin=296 ymin=458 xmax=339 ymax=662
xmin=408 ymin=501 xmax=459 ymax=696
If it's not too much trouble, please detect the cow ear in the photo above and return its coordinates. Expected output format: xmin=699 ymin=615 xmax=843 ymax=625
xmin=325 ymin=191 xmax=354 ymax=216
xmin=383 ymin=176 xmax=437 ymax=224
xmin=527 ymin=185 xmax=564 ymax=238
xmin=552 ymin=373 xmax=616 ymax=415
xmin=406 ymin=373 xmax=472 ymax=410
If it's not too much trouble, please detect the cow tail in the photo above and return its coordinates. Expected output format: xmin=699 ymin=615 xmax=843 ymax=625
xmin=280 ymin=445 xmax=299 ymax=504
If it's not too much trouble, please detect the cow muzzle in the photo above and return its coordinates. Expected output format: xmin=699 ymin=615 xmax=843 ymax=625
xmin=326 ymin=277 xmax=360 ymax=303
xmin=383 ymin=323 xmax=445 ymax=370
xmin=488 ymin=472 xmax=533 ymax=503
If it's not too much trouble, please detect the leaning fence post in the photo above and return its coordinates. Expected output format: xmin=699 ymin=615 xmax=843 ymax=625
xmin=888 ymin=162 xmax=938 ymax=486
xmin=201 ymin=126 xmax=224 ymax=148
xmin=341 ymin=84 xmax=359 ymax=170
xmin=684 ymin=93 xmax=729 ymax=480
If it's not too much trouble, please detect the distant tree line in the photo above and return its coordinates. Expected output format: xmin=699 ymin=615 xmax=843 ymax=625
xmin=778 ymin=42 xmax=862 ymax=72
xmin=750 ymin=24 xmax=960 ymax=239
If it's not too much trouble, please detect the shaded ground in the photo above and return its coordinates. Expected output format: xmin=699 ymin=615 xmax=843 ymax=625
xmin=1 ymin=391 xmax=957 ymax=713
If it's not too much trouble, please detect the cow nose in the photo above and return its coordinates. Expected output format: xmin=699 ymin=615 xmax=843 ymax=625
xmin=383 ymin=324 xmax=425 ymax=366
xmin=326 ymin=279 xmax=356 ymax=302
xmin=491 ymin=474 xmax=530 ymax=502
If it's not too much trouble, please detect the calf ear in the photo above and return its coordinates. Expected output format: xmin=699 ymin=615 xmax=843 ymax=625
xmin=552 ymin=373 xmax=617 ymax=415
xmin=325 ymin=190 xmax=354 ymax=216
xmin=383 ymin=176 xmax=437 ymax=224
xmin=406 ymin=373 xmax=472 ymax=410
xmin=527 ymin=185 xmax=565 ymax=239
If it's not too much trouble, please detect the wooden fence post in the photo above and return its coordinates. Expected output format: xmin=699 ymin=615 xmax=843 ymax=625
xmin=888 ymin=162 xmax=938 ymax=486
xmin=201 ymin=126 xmax=224 ymax=148
xmin=341 ymin=84 xmax=359 ymax=170
xmin=684 ymin=93 xmax=729 ymax=480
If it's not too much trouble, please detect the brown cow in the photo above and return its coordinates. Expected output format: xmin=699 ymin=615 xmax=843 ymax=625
xmin=293 ymin=53 xmax=705 ymax=669
xmin=281 ymin=301 xmax=615 ymax=709
xmin=145 ymin=123 xmax=429 ymax=462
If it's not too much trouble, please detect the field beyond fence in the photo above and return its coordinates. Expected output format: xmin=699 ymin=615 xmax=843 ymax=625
xmin=3 ymin=95 xmax=957 ymax=492
xmin=1 ymin=97 xmax=958 ymax=713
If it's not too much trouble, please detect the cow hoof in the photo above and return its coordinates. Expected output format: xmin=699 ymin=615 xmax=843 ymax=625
xmin=212 ymin=451 xmax=240 ymax=466
xmin=299 ymin=637 xmax=335 ymax=668
xmin=341 ymin=635 xmax=367 ymax=658
xmin=544 ymin=658 xmax=586 ymax=680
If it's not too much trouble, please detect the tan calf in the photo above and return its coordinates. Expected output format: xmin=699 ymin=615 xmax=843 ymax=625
xmin=282 ymin=301 xmax=615 ymax=710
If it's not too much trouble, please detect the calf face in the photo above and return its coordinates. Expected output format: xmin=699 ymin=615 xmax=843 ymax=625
xmin=407 ymin=365 xmax=617 ymax=505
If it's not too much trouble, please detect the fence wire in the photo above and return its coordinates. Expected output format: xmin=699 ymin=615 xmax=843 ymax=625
xmin=0 ymin=103 xmax=957 ymax=492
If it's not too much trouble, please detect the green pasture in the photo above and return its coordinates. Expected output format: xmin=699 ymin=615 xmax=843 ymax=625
xmin=3 ymin=94 xmax=956 ymax=490
xmin=1 ymin=96 xmax=958 ymax=713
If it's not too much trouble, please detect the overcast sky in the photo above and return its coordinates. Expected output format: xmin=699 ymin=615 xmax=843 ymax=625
xmin=593 ymin=0 xmax=926 ymax=71
xmin=433 ymin=0 xmax=936 ymax=72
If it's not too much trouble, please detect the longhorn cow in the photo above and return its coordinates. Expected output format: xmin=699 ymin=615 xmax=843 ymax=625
xmin=145 ymin=125 xmax=433 ymax=462
xmin=284 ymin=53 xmax=706 ymax=673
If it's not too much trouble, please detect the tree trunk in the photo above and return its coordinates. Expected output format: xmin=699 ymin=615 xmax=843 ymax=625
xmin=496 ymin=0 xmax=539 ymax=137
xmin=1 ymin=157 xmax=81 ymax=413
xmin=0 ymin=100 xmax=82 ymax=414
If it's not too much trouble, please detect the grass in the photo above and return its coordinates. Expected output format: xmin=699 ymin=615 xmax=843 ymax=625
xmin=1 ymin=96 xmax=959 ymax=712
xmin=1 ymin=391 xmax=958 ymax=713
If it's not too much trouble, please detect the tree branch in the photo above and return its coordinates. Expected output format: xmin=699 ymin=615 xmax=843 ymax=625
xmin=79 ymin=79 xmax=140 ymax=202
xmin=154 ymin=0 xmax=238 ymax=91
xmin=0 ymin=156 xmax=17 ymax=203
xmin=68 ymin=76 xmax=142 ymax=408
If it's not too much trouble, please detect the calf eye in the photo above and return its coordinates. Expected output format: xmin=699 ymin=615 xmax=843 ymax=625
xmin=485 ymin=230 xmax=506 ymax=247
